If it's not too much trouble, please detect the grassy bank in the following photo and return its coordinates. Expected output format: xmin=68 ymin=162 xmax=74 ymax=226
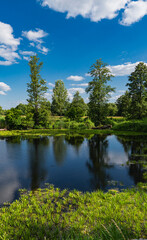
xmin=0 ymin=129 xmax=147 ymax=138
xmin=0 ymin=184 xmax=146 ymax=239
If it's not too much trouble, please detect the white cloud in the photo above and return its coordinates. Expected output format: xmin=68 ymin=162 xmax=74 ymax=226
xmin=19 ymin=50 xmax=36 ymax=56
xmin=22 ymin=28 xmax=48 ymax=43
xmin=0 ymin=82 xmax=11 ymax=95
xmin=40 ymin=0 xmax=147 ymax=25
xmin=85 ymin=73 xmax=91 ymax=77
xmin=67 ymin=75 xmax=84 ymax=81
xmin=108 ymin=61 xmax=147 ymax=76
xmin=120 ymin=0 xmax=147 ymax=26
xmin=40 ymin=0 xmax=129 ymax=22
xmin=0 ymin=22 xmax=21 ymax=65
xmin=22 ymin=28 xmax=49 ymax=55
xmin=71 ymin=83 xmax=88 ymax=87
xmin=48 ymin=82 xmax=55 ymax=87
xmin=36 ymin=44 xmax=49 ymax=55
xmin=68 ymin=87 xmax=85 ymax=100
xmin=19 ymin=51 xmax=36 ymax=61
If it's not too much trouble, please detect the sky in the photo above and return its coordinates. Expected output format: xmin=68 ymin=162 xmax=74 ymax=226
xmin=0 ymin=0 xmax=147 ymax=109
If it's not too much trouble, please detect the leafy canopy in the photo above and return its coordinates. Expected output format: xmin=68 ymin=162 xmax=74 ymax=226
xmin=86 ymin=59 xmax=115 ymax=125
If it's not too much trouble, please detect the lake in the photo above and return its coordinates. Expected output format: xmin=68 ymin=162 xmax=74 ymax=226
xmin=0 ymin=133 xmax=146 ymax=206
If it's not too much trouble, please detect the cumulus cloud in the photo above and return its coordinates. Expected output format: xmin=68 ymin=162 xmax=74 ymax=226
xmin=22 ymin=28 xmax=48 ymax=43
xmin=39 ymin=0 xmax=147 ymax=25
xmin=0 ymin=22 xmax=21 ymax=65
xmin=108 ymin=61 xmax=147 ymax=76
xmin=22 ymin=28 xmax=49 ymax=55
xmin=67 ymin=75 xmax=84 ymax=81
xmin=68 ymin=87 xmax=85 ymax=100
xmin=39 ymin=0 xmax=129 ymax=22
xmin=120 ymin=0 xmax=147 ymax=26
xmin=0 ymin=82 xmax=11 ymax=95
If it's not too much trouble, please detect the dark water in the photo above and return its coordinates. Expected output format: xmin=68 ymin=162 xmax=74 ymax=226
xmin=0 ymin=134 xmax=146 ymax=206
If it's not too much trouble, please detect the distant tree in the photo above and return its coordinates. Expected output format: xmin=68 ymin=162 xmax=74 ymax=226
xmin=15 ymin=103 xmax=28 ymax=115
xmin=39 ymin=101 xmax=51 ymax=128
xmin=0 ymin=106 xmax=3 ymax=115
xmin=66 ymin=91 xmax=88 ymax=120
xmin=116 ymin=91 xmax=131 ymax=117
xmin=51 ymin=80 xmax=69 ymax=116
xmin=5 ymin=108 xmax=22 ymax=130
xmin=27 ymin=56 xmax=48 ymax=126
xmin=107 ymin=103 xmax=118 ymax=116
xmin=86 ymin=59 xmax=115 ymax=125
xmin=126 ymin=62 xmax=147 ymax=119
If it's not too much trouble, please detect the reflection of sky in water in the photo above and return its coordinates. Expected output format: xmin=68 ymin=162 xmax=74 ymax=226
xmin=107 ymin=136 xmax=128 ymax=165
xmin=0 ymin=135 xmax=145 ymax=206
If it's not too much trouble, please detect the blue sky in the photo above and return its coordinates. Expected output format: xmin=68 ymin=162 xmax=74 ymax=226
xmin=0 ymin=0 xmax=147 ymax=109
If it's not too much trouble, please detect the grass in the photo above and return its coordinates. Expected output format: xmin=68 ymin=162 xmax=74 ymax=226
xmin=0 ymin=184 xmax=146 ymax=239
xmin=112 ymin=118 xmax=147 ymax=132
xmin=0 ymin=129 xmax=147 ymax=139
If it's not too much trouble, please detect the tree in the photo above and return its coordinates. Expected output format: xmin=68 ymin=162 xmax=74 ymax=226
xmin=15 ymin=103 xmax=28 ymax=115
xmin=126 ymin=62 xmax=147 ymax=119
xmin=86 ymin=59 xmax=115 ymax=125
xmin=51 ymin=80 xmax=69 ymax=116
xmin=5 ymin=108 xmax=22 ymax=130
xmin=107 ymin=103 xmax=118 ymax=116
xmin=27 ymin=56 xmax=48 ymax=126
xmin=66 ymin=91 xmax=88 ymax=120
xmin=116 ymin=91 xmax=131 ymax=117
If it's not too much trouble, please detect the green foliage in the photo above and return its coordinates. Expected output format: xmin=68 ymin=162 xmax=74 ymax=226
xmin=0 ymin=115 xmax=6 ymax=128
xmin=0 ymin=184 xmax=146 ymax=239
xmin=5 ymin=108 xmax=22 ymax=130
xmin=127 ymin=62 xmax=147 ymax=119
xmin=15 ymin=103 xmax=28 ymax=115
xmin=116 ymin=91 xmax=131 ymax=117
xmin=107 ymin=103 xmax=118 ymax=116
xmin=67 ymin=91 xmax=88 ymax=120
xmin=86 ymin=59 xmax=115 ymax=126
xmin=51 ymin=80 xmax=69 ymax=116
xmin=112 ymin=119 xmax=147 ymax=132
xmin=27 ymin=55 xmax=48 ymax=126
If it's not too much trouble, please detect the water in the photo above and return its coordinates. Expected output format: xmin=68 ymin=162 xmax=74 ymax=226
xmin=0 ymin=134 xmax=146 ymax=206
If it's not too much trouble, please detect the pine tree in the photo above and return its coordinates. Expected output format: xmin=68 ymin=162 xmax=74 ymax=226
xmin=27 ymin=56 xmax=48 ymax=126
xmin=86 ymin=59 xmax=115 ymax=125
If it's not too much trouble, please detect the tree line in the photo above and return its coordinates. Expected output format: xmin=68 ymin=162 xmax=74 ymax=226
xmin=1 ymin=56 xmax=147 ymax=129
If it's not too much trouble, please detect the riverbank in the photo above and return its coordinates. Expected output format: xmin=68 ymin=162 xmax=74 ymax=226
xmin=0 ymin=128 xmax=147 ymax=138
xmin=0 ymin=184 xmax=146 ymax=239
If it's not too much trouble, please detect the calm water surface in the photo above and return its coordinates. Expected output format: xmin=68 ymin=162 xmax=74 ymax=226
xmin=0 ymin=134 xmax=146 ymax=206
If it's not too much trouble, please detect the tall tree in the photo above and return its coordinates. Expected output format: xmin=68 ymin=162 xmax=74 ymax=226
xmin=51 ymin=80 xmax=69 ymax=116
xmin=67 ymin=91 xmax=88 ymax=120
xmin=116 ymin=91 xmax=131 ymax=117
xmin=27 ymin=56 xmax=48 ymax=126
xmin=86 ymin=59 xmax=115 ymax=125
xmin=126 ymin=62 xmax=147 ymax=119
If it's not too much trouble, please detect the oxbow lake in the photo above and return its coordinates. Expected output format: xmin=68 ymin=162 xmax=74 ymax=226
xmin=0 ymin=134 xmax=146 ymax=206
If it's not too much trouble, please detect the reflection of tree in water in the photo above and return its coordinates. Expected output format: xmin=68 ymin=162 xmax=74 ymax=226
xmin=53 ymin=136 xmax=67 ymax=165
xmin=117 ymin=136 xmax=147 ymax=184
xmin=87 ymin=134 xmax=111 ymax=190
xmin=6 ymin=136 xmax=22 ymax=144
xmin=65 ymin=134 xmax=84 ymax=152
xmin=28 ymin=137 xmax=49 ymax=190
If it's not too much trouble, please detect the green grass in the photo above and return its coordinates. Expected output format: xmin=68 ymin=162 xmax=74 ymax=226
xmin=0 ymin=184 xmax=146 ymax=239
xmin=0 ymin=129 xmax=147 ymax=138
xmin=112 ymin=118 xmax=147 ymax=132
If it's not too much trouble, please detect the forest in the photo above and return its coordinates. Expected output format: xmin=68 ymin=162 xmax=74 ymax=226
xmin=0 ymin=56 xmax=147 ymax=132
